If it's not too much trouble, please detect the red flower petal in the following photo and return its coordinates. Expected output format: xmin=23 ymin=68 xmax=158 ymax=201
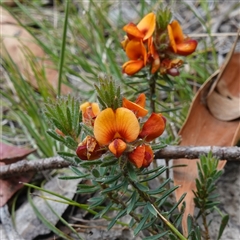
xmin=122 ymin=59 xmax=145 ymax=75
xmin=139 ymin=113 xmax=166 ymax=142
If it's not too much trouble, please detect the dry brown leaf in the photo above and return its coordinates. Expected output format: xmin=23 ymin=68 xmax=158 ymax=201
xmin=0 ymin=142 xmax=35 ymax=207
xmin=173 ymin=47 xmax=240 ymax=235
xmin=0 ymin=142 xmax=36 ymax=164
xmin=207 ymin=53 xmax=240 ymax=121
xmin=0 ymin=6 xmax=72 ymax=95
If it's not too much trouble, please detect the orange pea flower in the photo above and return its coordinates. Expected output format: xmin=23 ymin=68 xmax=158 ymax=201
xmin=76 ymin=135 xmax=104 ymax=160
xmin=80 ymin=102 xmax=100 ymax=125
xmin=123 ymin=12 xmax=156 ymax=41
xmin=122 ymin=93 xmax=148 ymax=118
xmin=139 ymin=113 xmax=166 ymax=142
xmin=167 ymin=20 xmax=197 ymax=56
xmin=122 ymin=39 xmax=147 ymax=75
xmin=93 ymin=107 xmax=140 ymax=157
xmin=122 ymin=13 xmax=156 ymax=75
xmin=128 ymin=145 xmax=154 ymax=168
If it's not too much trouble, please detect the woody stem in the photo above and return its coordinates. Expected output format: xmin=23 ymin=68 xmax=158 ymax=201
xmin=149 ymin=73 xmax=157 ymax=113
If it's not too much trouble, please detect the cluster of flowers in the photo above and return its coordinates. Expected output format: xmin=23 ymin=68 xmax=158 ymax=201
xmin=121 ymin=12 xmax=198 ymax=76
xmin=76 ymin=94 xmax=166 ymax=168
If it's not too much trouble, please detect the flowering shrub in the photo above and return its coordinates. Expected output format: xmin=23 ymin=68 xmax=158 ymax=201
xmin=76 ymin=91 xmax=166 ymax=168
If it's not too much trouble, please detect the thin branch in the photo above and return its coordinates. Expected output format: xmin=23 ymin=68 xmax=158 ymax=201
xmin=0 ymin=146 xmax=239 ymax=179
xmin=154 ymin=146 xmax=240 ymax=161
xmin=0 ymin=156 xmax=75 ymax=179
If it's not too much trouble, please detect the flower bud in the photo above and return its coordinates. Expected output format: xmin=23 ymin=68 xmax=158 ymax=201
xmin=128 ymin=145 xmax=154 ymax=168
xmin=76 ymin=136 xmax=104 ymax=160
xmin=139 ymin=113 xmax=166 ymax=142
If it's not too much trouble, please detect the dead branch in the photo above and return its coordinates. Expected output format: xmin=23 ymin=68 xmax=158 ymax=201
xmin=0 ymin=146 xmax=239 ymax=179
xmin=0 ymin=156 xmax=75 ymax=179
xmin=154 ymin=145 xmax=240 ymax=161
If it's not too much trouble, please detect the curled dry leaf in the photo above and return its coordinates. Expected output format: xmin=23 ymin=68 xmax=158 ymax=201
xmin=207 ymin=52 xmax=240 ymax=121
xmin=0 ymin=142 xmax=35 ymax=207
xmin=173 ymin=39 xmax=240 ymax=235
xmin=0 ymin=6 xmax=72 ymax=95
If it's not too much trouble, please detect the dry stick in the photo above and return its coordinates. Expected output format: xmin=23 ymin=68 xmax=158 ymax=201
xmin=154 ymin=146 xmax=240 ymax=161
xmin=0 ymin=156 xmax=76 ymax=179
xmin=0 ymin=146 xmax=239 ymax=179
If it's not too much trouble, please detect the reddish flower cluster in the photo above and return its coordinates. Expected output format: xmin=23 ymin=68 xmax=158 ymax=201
xmin=121 ymin=12 xmax=198 ymax=76
xmin=76 ymin=94 xmax=166 ymax=168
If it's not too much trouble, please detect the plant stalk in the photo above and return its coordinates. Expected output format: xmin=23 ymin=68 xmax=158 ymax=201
xmin=57 ymin=0 xmax=70 ymax=95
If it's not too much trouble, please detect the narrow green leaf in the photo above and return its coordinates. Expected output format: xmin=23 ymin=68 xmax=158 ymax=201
xmin=92 ymin=169 xmax=100 ymax=178
xmin=70 ymin=166 xmax=86 ymax=176
xmin=107 ymin=209 xmax=127 ymax=231
xmin=141 ymin=216 xmax=157 ymax=230
xmin=140 ymin=166 xmax=167 ymax=182
xmin=146 ymin=188 xmax=165 ymax=195
xmin=78 ymin=184 xmax=97 ymax=189
xmin=100 ymin=158 xmax=118 ymax=167
xmin=135 ymin=182 xmax=149 ymax=192
xmin=205 ymin=201 xmax=220 ymax=209
xmin=134 ymin=213 xmax=149 ymax=235
xmin=127 ymin=191 xmax=138 ymax=214
xmin=103 ymin=173 xmax=122 ymax=184
xmin=101 ymin=181 xmax=125 ymax=194
xmin=156 ymin=186 xmax=179 ymax=206
xmin=129 ymin=217 xmax=136 ymax=229
xmin=146 ymin=202 xmax=157 ymax=217
xmin=52 ymin=118 xmax=66 ymax=133
xmin=80 ymin=159 xmax=102 ymax=166
xmin=217 ymin=215 xmax=229 ymax=240
xmin=58 ymin=151 xmax=75 ymax=157
xmin=64 ymin=136 xmax=78 ymax=149
xmin=173 ymin=213 xmax=183 ymax=228
xmin=146 ymin=178 xmax=171 ymax=195
xmin=128 ymin=163 xmax=138 ymax=181
xmin=56 ymin=104 xmax=67 ymax=126
xmin=66 ymin=107 xmax=73 ymax=131
xmin=140 ymin=165 xmax=165 ymax=175
xmin=93 ymin=202 xmax=113 ymax=219
xmin=58 ymin=175 xmax=89 ymax=180
xmin=187 ymin=214 xmax=193 ymax=236
xmin=76 ymin=187 xmax=99 ymax=194
xmin=89 ymin=196 xmax=105 ymax=208
xmin=168 ymin=193 xmax=187 ymax=215
xmin=47 ymin=129 xmax=65 ymax=142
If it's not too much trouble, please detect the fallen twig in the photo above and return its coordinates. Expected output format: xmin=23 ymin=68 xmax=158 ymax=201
xmin=0 ymin=146 xmax=239 ymax=179
xmin=154 ymin=146 xmax=240 ymax=161
xmin=0 ymin=156 xmax=75 ymax=179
